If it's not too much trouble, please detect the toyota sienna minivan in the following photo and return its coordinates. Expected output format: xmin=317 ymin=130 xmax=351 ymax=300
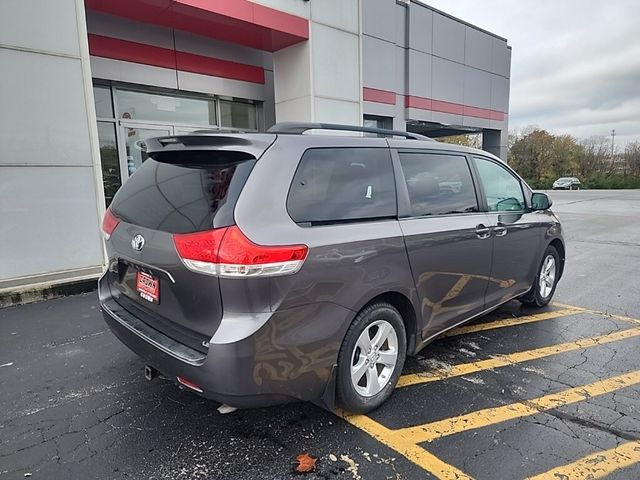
xmin=98 ymin=122 xmax=564 ymax=413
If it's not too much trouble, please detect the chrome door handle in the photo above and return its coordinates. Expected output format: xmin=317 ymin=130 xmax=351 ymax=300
xmin=475 ymin=224 xmax=491 ymax=239
xmin=494 ymin=222 xmax=508 ymax=237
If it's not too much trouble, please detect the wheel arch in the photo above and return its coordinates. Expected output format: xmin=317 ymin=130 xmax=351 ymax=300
xmin=356 ymin=291 xmax=419 ymax=355
xmin=549 ymin=238 xmax=566 ymax=279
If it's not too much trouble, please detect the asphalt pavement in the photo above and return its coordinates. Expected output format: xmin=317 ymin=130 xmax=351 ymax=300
xmin=1 ymin=189 xmax=639 ymax=480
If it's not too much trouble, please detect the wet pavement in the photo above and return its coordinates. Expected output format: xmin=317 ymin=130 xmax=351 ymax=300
xmin=1 ymin=190 xmax=639 ymax=479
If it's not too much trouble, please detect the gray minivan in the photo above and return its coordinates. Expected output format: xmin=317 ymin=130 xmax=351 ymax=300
xmin=98 ymin=122 xmax=564 ymax=413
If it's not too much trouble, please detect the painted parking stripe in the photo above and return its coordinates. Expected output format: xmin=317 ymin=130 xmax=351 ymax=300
xmin=554 ymin=302 xmax=640 ymax=325
xmin=397 ymin=325 xmax=640 ymax=388
xmin=339 ymin=411 xmax=474 ymax=480
xmin=442 ymin=307 xmax=582 ymax=337
xmin=527 ymin=439 xmax=640 ymax=480
xmin=396 ymin=369 xmax=640 ymax=444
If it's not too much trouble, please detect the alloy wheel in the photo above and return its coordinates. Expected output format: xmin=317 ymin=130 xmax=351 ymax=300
xmin=350 ymin=320 xmax=399 ymax=397
xmin=539 ymin=254 xmax=556 ymax=298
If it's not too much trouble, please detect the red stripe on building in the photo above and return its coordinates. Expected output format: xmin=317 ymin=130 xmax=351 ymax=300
xmin=363 ymin=87 xmax=396 ymax=105
xmin=176 ymin=51 xmax=264 ymax=84
xmin=404 ymin=94 xmax=505 ymax=121
xmin=88 ymin=34 xmax=176 ymax=70
xmin=85 ymin=0 xmax=309 ymax=52
xmin=405 ymin=95 xmax=432 ymax=110
xmin=88 ymin=34 xmax=265 ymax=84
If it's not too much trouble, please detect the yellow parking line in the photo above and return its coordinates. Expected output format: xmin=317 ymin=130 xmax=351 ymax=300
xmin=554 ymin=302 xmax=640 ymax=325
xmin=527 ymin=439 xmax=640 ymax=480
xmin=397 ymin=326 xmax=640 ymax=388
xmin=338 ymin=411 xmax=474 ymax=480
xmin=443 ymin=307 xmax=582 ymax=337
xmin=397 ymin=370 xmax=640 ymax=444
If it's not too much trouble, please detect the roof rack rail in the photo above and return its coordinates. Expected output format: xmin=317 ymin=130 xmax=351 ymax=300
xmin=267 ymin=122 xmax=433 ymax=141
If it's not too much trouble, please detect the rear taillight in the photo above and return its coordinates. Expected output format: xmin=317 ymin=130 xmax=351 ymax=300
xmin=101 ymin=208 xmax=120 ymax=240
xmin=173 ymin=226 xmax=308 ymax=278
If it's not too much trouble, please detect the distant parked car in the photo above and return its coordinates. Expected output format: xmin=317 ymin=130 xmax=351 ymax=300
xmin=553 ymin=177 xmax=581 ymax=190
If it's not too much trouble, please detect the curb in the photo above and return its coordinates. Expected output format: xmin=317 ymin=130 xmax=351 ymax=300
xmin=0 ymin=279 xmax=98 ymax=309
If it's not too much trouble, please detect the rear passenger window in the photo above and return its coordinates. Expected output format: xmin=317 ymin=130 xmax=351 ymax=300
xmin=287 ymin=148 xmax=396 ymax=225
xmin=398 ymin=152 xmax=478 ymax=217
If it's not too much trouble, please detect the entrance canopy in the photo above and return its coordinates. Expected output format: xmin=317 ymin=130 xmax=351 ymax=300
xmin=84 ymin=0 xmax=309 ymax=52
xmin=407 ymin=121 xmax=482 ymax=139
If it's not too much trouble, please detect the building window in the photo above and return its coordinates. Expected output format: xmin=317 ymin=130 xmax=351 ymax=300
xmin=94 ymin=85 xmax=114 ymax=118
xmin=219 ymin=99 xmax=257 ymax=130
xmin=96 ymin=122 xmax=120 ymax=207
xmin=92 ymin=83 xmax=260 ymax=207
xmin=363 ymin=115 xmax=393 ymax=137
xmin=115 ymin=88 xmax=217 ymax=126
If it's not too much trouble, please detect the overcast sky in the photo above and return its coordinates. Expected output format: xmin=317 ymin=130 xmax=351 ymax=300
xmin=425 ymin=0 xmax=640 ymax=149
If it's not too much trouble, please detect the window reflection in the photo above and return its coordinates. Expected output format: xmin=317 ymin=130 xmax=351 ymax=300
xmin=220 ymin=100 xmax=257 ymax=130
xmin=116 ymin=89 xmax=217 ymax=126
xmin=97 ymin=122 xmax=120 ymax=206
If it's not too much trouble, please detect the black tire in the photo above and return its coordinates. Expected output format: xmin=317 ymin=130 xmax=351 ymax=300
xmin=520 ymin=245 xmax=560 ymax=308
xmin=336 ymin=302 xmax=407 ymax=413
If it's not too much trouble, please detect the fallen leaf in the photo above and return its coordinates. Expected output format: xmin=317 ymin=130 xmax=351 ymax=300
xmin=295 ymin=452 xmax=317 ymax=473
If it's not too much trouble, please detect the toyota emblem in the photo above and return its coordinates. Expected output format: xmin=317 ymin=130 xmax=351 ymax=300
xmin=131 ymin=234 xmax=145 ymax=251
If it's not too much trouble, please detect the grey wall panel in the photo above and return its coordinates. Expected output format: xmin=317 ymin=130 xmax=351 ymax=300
xmin=177 ymin=71 xmax=267 ymax=101
xmin=407 ymin=107 xmax=432 ymax=123
xmin=490 ymin=74 xmax=510 ymax=112
xmin=310 ymin=0 xmax=358 ymax=34
xmin=409 ymin=4 xmax=433 ymax=54
xmin=431 ymin=110 xmax=462 ymax=126
xmin=492 ymin=37 xmax=510 ymax=78
xmin=393 ymin=99 xmax=407 ymax=131
xmin=0 ymin=0 xmax=80 ymax=56
xmin=464 ymin=27 xmax=493 ymax=72
xmin=462 ymin=115 xmax=491 ymax=129
xmin=432 ymin=56 xmax=464 ymax=104
xmin=86 ymin=11 xmax=174 ymax=49
xmin=463 ymin=66 xmax=491 ymax=109
xmin=395 ymin=46 xmax=406 ymax=94
xmin=432 ymin=13 xmax=465 ymax=63
xmin=363 ymin=101 xmax=396 ymax=118
xmin=263 ymin=70 xmax=276 ymax=128
xmin=407 ymin=49 xmax=432 ymax=98
xmin=90 ymin=56 xmax=179 ymax=90
xmin=175 ymin=31 xmax=270 ymax=69
xmin=362 ymin=0 xmax=396 ymax=42
xmin=363 ymin=35 xmax=396 ymax=92
xmin=0 ymin=49 xmax=91 ymax=166
xmin=0 ymin=166 xmax=103 ymax=279
xmin=395 ymin=4 xmax=407 ymax=47
xmin=311 ymin=23 xmax=359 ymax=102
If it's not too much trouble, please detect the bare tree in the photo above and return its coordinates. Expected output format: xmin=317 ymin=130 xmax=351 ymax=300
xmin=625 ymin=142 xmax=640 ymax=176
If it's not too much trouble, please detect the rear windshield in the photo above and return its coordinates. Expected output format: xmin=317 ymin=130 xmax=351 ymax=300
xmin=110 ymin=155 xmax=255 ymax=233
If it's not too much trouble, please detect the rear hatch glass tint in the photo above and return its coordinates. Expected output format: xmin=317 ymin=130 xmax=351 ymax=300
xmin=110 ymin=155 xmax=256 ymax=233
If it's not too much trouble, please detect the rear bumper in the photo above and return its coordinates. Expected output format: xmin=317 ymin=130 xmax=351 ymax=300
xmin=98 ymin=274 xmax=353 ymax=408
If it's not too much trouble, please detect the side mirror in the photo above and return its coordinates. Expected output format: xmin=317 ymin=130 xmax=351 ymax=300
xmin=531 ymin=192 xmax=552 ymax=211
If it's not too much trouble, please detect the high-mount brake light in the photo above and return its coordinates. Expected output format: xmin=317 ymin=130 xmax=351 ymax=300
xmin=173 ymin=226 xmax=308 ymax=278
xmin=102 ymin=208 xmax=120 ymax=240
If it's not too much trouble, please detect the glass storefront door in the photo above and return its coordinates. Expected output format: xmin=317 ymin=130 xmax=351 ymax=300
xmin=94 ymin=83 xmax=259 ymax=206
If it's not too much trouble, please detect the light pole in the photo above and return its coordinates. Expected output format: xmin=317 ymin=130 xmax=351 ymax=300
xmin=611 ymin=129 xmax=616 ymax=157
